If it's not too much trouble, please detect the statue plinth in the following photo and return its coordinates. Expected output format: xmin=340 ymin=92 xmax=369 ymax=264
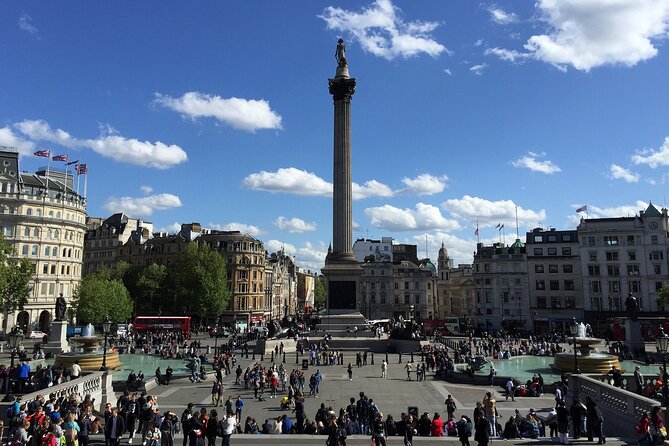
xmin=43 ymin=320 xmax=70 ymax=354
xmin=335 ymin=65 xmax=350 ymax=79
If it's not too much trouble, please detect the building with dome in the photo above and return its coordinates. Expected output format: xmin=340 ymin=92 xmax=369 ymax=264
xmin=0 ymin=149 xmax=87 ymax=332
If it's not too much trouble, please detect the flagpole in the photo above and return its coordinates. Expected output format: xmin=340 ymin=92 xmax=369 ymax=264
xmin=476 ymin=220 xmax=480 ymax=243
xmin=84 ymin=170 xmax=88 ymax=200
xmin=76 ymin=169 xmax=81 ymax=195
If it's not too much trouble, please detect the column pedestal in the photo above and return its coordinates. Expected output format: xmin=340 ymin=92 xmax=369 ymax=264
xmin=43 ymin=320 xmax=70 ymax=354
xmin=625 ymin=319 xmax=644 ymax=355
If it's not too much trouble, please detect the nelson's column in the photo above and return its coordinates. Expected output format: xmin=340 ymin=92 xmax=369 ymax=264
xmin=320 ymin=40 xmax=367 ymax=333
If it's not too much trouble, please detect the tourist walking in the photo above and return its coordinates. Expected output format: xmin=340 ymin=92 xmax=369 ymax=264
xmin=482 ymin=392 xmax=497 ymax=437
xmin=586 ymin=397 xmax=605 ymax=444
xmin=381 ymin=360 xmax=387 ymax=378
xmin=405 ymin=362 xmax=413 ymax=381
xmin=474 ymin=414 xmax=490 ymax=446
xmin=556 ymin=401 xmax=570 ymax=444
xmin=457 ymin=415 xmax=472 ymax=446
xmin=635 ymin=366 xmax=644 ymax=395
xmin=445 ymin=395 xmax=457 ymax=420
xmin=347 ymin=363 xmax=353 ymax=381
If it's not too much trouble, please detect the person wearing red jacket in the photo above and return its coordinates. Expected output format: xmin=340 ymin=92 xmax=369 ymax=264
xmin=431 ymin=413 xmax=444 ymax=437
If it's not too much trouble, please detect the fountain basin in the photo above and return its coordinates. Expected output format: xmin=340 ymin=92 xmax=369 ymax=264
xmin=53 ymin=351 xmax=122 ymax=371
xmin=553 ymin=352 xmax=621 ymax=374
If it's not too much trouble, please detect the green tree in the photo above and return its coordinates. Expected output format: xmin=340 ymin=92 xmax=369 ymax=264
xmin=173 ymin=243 xmax=230 ymax=316
xmin=657 ymin=285 xmax=669 ymax=312
xmin=0 ymin=234 xmax=34 ymax=313
xmin=314 ymin=275 xmax=326 ymax=310
xmin=72 ymin=272 xmax=133 ymax=324
xmin=136 ymin=263 xmax=168 ymax=313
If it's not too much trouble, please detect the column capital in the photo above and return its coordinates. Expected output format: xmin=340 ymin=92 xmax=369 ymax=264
xmin=329 ymin=77 xmax=356 ymax=101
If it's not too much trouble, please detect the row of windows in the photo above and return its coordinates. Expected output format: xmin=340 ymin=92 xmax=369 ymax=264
xmin=535 ymin=296 xmax=577 ymax=309
xmin=582 ymin=234 xmax=662 ymax=247
xmin=536 ymin=279 xmax=575 ymax=291
xmin=37 ymin=282 xmax=69 ymax=298
xmin=534 ymin=264 xmax=574 ymax=273
xmin=533 ymin=247 xmax=572 ymax=256
xmin=40 ymin=263 xmax=77 ymax=276
xmin=589 ymin=280 xmax=662 ymax=293
xmin=235 ymin=296 xmax=267 ymax=311
xmin=588 ymin=263 xmax=662 ymax=276
xmin=532 ymin=233 xmax=574 ymax=243
xmin=20 ymin=244 xmax=80 ymax=258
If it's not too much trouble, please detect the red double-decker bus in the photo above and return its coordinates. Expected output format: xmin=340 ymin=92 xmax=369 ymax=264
xmin=133 ymin=316 xmax=191 ymax=338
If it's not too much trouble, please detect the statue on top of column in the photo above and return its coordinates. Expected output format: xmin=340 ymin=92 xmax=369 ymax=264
xmin=335 ymin=39 xmax=347 ymax=67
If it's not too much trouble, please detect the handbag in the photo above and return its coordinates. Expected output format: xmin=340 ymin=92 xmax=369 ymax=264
xmin=193 ymin=430 xmax=202 ymax=437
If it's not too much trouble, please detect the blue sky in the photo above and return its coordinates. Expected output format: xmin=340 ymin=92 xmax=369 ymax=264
xmin=2 ymin=0 xmax=669 ymax=270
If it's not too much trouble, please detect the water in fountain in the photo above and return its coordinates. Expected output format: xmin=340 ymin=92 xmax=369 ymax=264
xmin=552 ymin=321 xmax=621 ymax=373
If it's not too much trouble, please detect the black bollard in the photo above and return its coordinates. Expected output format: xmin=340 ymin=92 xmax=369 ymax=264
xmin=252 ymin=351 xmax=256 ymax=360
xmin=283 ymin=351 xmax=286 ymax=363
xmin=371 ymin=353 xmax=374 ymax=365
xmin=271 ymin=351 xmax=274 ymax=362
xmin=246 ymin=349 xmax=249 ymax=359
xmin=296 ymin=351 xmax=299 ymax=364
xmin=421 ymin=352 xmax=425 ymax=363
xmin=261 ymin=352 xmax=265 ymax=362
xmin=385 ymin=352 xmax=389 ymax=363
xmin=399 ymin=352 xmax=402 ymax=363
xmin=411 ymin=351 xmax=414 ymax=363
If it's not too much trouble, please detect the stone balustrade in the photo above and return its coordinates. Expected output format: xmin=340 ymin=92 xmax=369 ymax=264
xmin=568 ymin=374 xmax=659 ymax=438
xmin=0 ymin=371 xmax=116 ymax=421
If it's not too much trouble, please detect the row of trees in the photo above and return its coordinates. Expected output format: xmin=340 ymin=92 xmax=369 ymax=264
xmin=72 ymin=243 xmax=230 ymax=324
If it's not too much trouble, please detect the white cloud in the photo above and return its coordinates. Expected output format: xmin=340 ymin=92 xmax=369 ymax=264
xmin=413 ymin=232 xmax=476 ymax=266
xmin=242 ymin=168 xmax=332 ymax=197
xmin=568 ymin=201 xmax=649 ymax=225
xmin=474 ymin=39 xmax=484 ymax=47
xmin=140 ymin=185 xmax=154 ymax=194
xmin=400 ymin=174 xmax=447 ymax=195
xmin=443 ymin=68 xmax=452 ymax=75
xmin=154 ymin=92 xmax=282 ymax=133
xmin=18 ymin=14 xmax=38 ymax=35
xmin=0 ymin=127 xmax=35 ymax=155
xmin=485 ymin=47 xmax=531 ymax=63
xmin=443 ymin=195 xmax=546 ymax=228
xmin=275 ymin=216 xmax=317 ymax=233
xmin=488 ymin=7 xmax=518 ymax=25
xmin=632 ymin=137 xmax=669 ymax=168
xmin=265 ymin=239 xmax=328 ymax=271
xmin=609 ymin=164 xmax=640 ymax=183
xmin=14 ymin=119 xmax=187 ymax=169
xmin=320 ymin=0 xmax=448 ymax=60
xmin=104 ymin=193 xmax=182 ymax=217
xmin=155 ymin=222 xmax=182 ymax=234
xmin=364 ymin=203 xmax=461 ymax=232
xmin=209 ymin=222 xmax=263 ymax=237
xmin=524 ymin=0 xmax=669 ymax=71
xmin=353 ymin=180 xmax=394 ymax=199
xmin=470 ymin=63 xmax=488 ymax=75
xmin=512 ymin=152 xmax=561 ymax=174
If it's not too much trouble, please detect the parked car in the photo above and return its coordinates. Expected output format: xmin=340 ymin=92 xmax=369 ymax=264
xmin=26 ymin=330 xmax=46 ymax=339
xmin=209 ymin=327 xmax=232 ymax=338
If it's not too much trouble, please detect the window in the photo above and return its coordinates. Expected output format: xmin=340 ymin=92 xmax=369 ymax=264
xmin=652 ymin=235 xmax=659 ymax=244
xmin=536 ymin=296 xmax=546 ymax=308
xmin=589 ymin=252 xmax=597 ymax=261
xmin=563 ymin=264 xmax=573 ymax=273
xmin=611 ymin=296 xmax=622 ymax=310
xmin=605 ymin=252 xmax=619 ymax=261
xmin=536 ymin=280 xmax=545 ymax=290
xmin=26 ymin=208 xmax=32 ymax=216
xmin=534 ymin=264 xmax=544 ymax=273
xmin=31 ymin=245 xmax=38 ymax=255
xmin=607 ymin=265 xmax=620 ymax=276
xmin=588 ymin=265 xmax=601 ymax=276
xmin=588 ymin=236 xmax=596 ymax=247
xmin=534 ymin=235 xmax=543 ymax=242
xmin=562 ymin=247 xmax=572 ymax=255
xmin=629 ymin=280 xmax=641 ymax=293
xmin=551 ymin=296 xmax=561 ymax=309
xmin=21 ymin=245 xmax=28 ymax=255
xmin=565 ymin=296 xmax=576 ymax=308
xmin=503 ymin=291 xmax=509 ymax=303
xmin=650 ymin=250 xmax=664 ymax=260
xmin=547 ymin=235 xmax=557 ymax=242
xmin=591 ymin=296 xmax=602 ymax=311
xmin=629 ymin=251 xmax=636 ymax=261
xmin=627 ymin=264 xmax=640 ymax=276
xmin=604 ymin=236 xmax=619 ymax=245
xmin=534 ymin=248 xmax=543 ymax=255
xmin=564 ymin=280 xmax=575 ymax=290
xmin=657 ymin=282 xmax=664 ymax=291
xmin=655 ymin=264 xmax=662 ymax=275
xmin=608 ymin=280 xmax=621 ymax=293
xmin=562 ymin=234 xmax=573 ymax=242
xmin=550 ymin=280 xmax=560 ymax=290
xmin=35 ymin=209 xmax=41 ymax=217
xmin=44 ymin=247 xmax=50 ymax=256
xmin=52 ymin=247 xmax=57 ymax=257
xmin=42 ymin=264 xmax=48 ymax=274
xmin=548 ymin=247 xmax=557 ymax=255
xmin=590 ymin=281 xmax=601 ymax=293
xmin=49 ymin=283 xmax=55 ymax=296
xmin=485 ymin=291 xmax=492 ymax=303
xmin=484 ymin=263 xmax=491 ymax=272
xmin=548 ymin=264 xmax=559 ymax=273
xmin=33 ymin=228 xmax=38 ymax=237
xmin=404 ymin=282 xmax=409 ymax=290
xmin=404 ymin=294 xmax=410 ymax=304
xmin=627 ymin=235 xmax=635 ymax=245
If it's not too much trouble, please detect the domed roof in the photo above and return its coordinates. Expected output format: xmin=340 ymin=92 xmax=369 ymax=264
xmin=420 ymin=259 xmax=437 ymax=276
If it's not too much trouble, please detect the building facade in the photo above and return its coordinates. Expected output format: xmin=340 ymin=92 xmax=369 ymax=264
xmin=296 ymin=267 xmax=316 ymax=315
xmin=577 ymin=203 xmax=669 ymax=332
xmin=473 ymin=240 xmax=529 ymax=332
xmin=0 ymin=150 xmax=86 ymax=332
xmin=525 ymin=228 xmax=582 ymax=334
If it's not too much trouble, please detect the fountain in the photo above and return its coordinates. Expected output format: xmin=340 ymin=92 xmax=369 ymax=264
xmin=54 ymin=324 xmax=122 ymax=371
xmin=553 ymin=322 xmax=621 ymax=373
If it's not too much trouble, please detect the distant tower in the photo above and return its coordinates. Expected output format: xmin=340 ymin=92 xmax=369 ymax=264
xmin=438 ymin=242 xmax=452 ymax=283
xmin=322 ymin=40 xmax=363 ymax=315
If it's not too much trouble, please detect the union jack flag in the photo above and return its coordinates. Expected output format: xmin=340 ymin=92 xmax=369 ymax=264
xmin=75 ymin=164 xmax=88 ymax=175
xmin=52 ymin=154 xmax=68 ymax=161
xmin=34 ymin=150 xmax=50 ymax=157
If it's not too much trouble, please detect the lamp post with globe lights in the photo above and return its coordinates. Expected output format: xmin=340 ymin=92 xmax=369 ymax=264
xmin=656 ymin=326 xmax=669 ymax=407
xmin=3 ymin=326 xmax=24 ymax=401
xmin=100 ymin=316 xmax=111 ymax=371
xmin=569 ymin=317 xmax=581 ymax=374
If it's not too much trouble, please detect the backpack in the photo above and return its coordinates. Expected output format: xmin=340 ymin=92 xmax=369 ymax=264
xmin=216 ymin=419 xmax=226 ymax=437
xmin=6 ymin=406 xmax=16 ymax=419
xmin=337 ymin=427 xmax=347 ymax=440
xmin=141 ymin=404 xmax=153 ymax=421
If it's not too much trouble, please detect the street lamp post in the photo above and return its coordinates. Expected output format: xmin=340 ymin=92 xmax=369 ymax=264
xmin=656 ymin=327 xmax=669 ymax=408
xmin=214 ymin=316 xmax=220 ymax=354
xmin=569 ymin=317 xmax=581 ymax=374
xmin=3 ymin=326 xmax=23 ymax=401
xmin=100 ymin=316 xmax=111 ymax=371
